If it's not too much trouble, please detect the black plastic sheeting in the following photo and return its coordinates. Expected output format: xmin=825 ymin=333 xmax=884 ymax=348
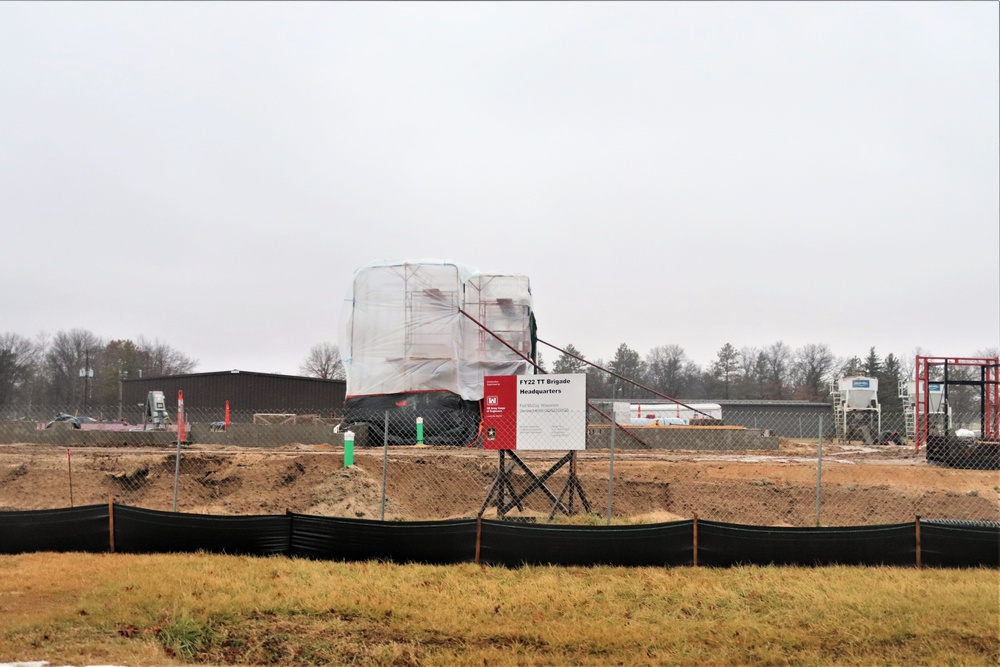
xmin=696 ymin=521 xmax=917 ymax=567
xmin=0 ymin=504 xmax=109 ymax=554
xmin=113 ymin=505 xmax=290 ymax=556
xmin=342 ymin=392 xmax=481 ymax=445
xmin=478 ymin=520 xmax=694 ymax=567
xmin=290 ymin=514 xmax=477 ymax=564
xmin=922 ymin=521 xmax=1000 ymax=568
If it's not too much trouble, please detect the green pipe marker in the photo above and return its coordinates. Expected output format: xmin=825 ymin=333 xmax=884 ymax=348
xmin=344 ymin=430 xmax=355 ymax=467
xmin=416 ymin=417 xmax=424 ymax=445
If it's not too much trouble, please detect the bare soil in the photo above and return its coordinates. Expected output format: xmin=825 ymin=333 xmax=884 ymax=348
xmin=1 ymin=439 xmax=997 ymax=526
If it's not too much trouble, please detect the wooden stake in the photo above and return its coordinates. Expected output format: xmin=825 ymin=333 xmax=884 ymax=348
xmin=67 ymin=449 xmax=74 ymax=508
xmin=475 ymin=516 xmax=482 ymax=565
xmin=108 ymin=495 xmax=115 ymax=553
xmin=692 ymin=513 xmax=699 ymax=567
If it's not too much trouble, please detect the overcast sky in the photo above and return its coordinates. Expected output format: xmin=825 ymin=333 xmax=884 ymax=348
xmin=1 ymin=2 xmax=997 ymax=375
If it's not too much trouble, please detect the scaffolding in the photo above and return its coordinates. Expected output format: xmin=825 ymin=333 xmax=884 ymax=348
xmin=913 ymin=355 xmax=1000 ymax=448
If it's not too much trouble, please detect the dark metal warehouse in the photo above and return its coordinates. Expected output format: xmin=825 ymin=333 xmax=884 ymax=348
xmin=715 ymin=400 xmax=833 ymax=438
xmin=121 ymin=370 xmax=346 ymax=419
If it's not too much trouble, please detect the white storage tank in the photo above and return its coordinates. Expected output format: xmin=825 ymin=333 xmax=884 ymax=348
xmin=838 ymin=377 xmax=879 ymax=410
xmin=904 ymin=380 xmax=945 ymax=412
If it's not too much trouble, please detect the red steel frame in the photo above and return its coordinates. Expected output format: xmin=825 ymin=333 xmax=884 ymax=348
xmin=914 ymin=355 xmax=1000 ymax=449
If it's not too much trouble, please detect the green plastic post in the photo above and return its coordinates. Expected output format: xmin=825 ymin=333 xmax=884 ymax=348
xmin=416 ymin=417 xmax=424 ymax=445
xmin=344 ymin=430 xmax=354 ymax=467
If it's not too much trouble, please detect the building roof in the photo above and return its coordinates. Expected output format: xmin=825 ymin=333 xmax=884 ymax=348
xmin=122 ymin=370 xmax=345 ymax=384
xmin=711 ymin=399 xmax=831 ymax=407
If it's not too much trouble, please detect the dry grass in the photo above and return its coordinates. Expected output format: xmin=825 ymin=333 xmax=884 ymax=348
xmin=0 ymin=553 xmax=997 ymax=666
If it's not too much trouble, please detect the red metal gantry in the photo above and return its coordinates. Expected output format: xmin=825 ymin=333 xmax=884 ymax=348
xmin=914 ymin=355 xmax=1000 ymax=449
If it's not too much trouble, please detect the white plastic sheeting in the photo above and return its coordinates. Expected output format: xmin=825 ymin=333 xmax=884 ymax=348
xmin=340 ymin=260 xmax=534 ymax=400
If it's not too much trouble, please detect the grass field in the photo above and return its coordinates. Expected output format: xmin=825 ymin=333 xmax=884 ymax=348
xmin=0 ymin=553 xmax=997 ymax=666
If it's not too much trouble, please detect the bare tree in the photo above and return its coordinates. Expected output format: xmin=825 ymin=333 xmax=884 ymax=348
xmin=645 ymin=344 xmax=699 ymax=398
xmin=44 ymin=328 xmax=104 ymax=405
xmin=736 ymin=346 xmax=762 ymax=398
xmin=760 ymin=341 xmax=793 ymax=399
xmin=791 ymin=343 xmax=835 ymax=401
xmin=0 ymin=332 xmax=39 ymax=407
xmin=300 ymin=343 xmax=346 ymax=380
xmin=135 ymin=336 xmax=198 ymax=377
xmin=585 ymin=357 xmax=611 ymax=399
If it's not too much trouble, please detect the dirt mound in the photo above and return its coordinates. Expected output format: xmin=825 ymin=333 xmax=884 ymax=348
xmin=0 ymin=442 xmax=997 ymax=526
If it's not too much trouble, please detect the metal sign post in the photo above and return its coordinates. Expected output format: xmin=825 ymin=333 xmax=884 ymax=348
xmin=479 ymin=374 xmax=590 ymax=519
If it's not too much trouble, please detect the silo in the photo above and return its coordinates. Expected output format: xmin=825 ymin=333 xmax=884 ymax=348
xmin=837 ymin=377 xmax=879 ymax=410
xmin=832 ymin=376 xmax=881 ymax=443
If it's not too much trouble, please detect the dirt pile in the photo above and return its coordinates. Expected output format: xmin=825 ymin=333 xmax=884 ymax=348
xmin=0 ymin=441 xmax=996 ymax=526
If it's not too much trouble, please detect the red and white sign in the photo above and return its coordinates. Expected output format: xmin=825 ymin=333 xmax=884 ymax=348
xmin=482 ymin=374 xmax=586 ymax=451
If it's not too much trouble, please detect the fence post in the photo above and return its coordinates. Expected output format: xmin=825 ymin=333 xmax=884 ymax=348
xmin=381 ymin=411 xmax=389 ymax=521
xmin=815 ymin=416 xmax=823 ymax=527
xmin=108 ymin=495 xmax=115 ymax=553
xmin=915 ymin=515 xmax=922 ymax=569
xmin=606 ymin=409 xmax=616 ymax=526
xmin=475 ymin=516 xmax=482 ymax=565
xmin=67 ymin=449 xmax=74 ymax=508
xmin=692 ymin=513 xmax=699 ymax=566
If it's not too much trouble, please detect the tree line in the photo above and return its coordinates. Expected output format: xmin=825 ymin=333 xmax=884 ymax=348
xmin=0 ymin=329 xmax=197 ymax=410
xmin=5 ymin=329 xmax=992 ymax=419
xmin=549 ymin=341 xmax=997 ymax=418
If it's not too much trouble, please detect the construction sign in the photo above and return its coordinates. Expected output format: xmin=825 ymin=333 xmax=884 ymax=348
xmin=482 ymin=374 xmax=586 ymax=451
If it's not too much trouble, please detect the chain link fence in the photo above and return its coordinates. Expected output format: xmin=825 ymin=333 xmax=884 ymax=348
xmin=1 ymin=404 xmax=996 ymax=527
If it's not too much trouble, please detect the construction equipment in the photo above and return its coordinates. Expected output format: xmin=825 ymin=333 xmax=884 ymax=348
xmin=830 ymin=377 xmax=881 ymax=444
xmin=142 ymin=391 xmax=172 ymax=430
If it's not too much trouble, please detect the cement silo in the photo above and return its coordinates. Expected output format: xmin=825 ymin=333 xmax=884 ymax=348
xmin=831 ymin=376 xmax=881 ymax=443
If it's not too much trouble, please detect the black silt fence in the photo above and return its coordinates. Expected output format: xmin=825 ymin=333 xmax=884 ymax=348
xmin=290 ymin=514 xmax=477 ymax=564
xmin=0 ymin=504 xmax=997 ymax=568
xmin=114 ymin=505 xmax=290 ymax=556
xmin=478 ymin=520 xmax=694 ymax=567
xmin=695 ymin=521 xmax=917 ymax=567
xmin=921 ymin=521 xmax=1000 ymax=568
xmin=0 ymin=504 xmax=110 ymax=554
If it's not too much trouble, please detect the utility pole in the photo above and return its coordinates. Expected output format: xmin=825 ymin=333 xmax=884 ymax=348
xmin=118 ymin=370 xmax=128 ymax=422
xmin=79 ymin=350 xmax=93 ymax=414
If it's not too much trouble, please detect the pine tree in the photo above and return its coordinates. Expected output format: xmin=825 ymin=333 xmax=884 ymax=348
xmin=552 ymin=344 xmax=587 ymax=374
xmin=879 ymin=353 xmax=903 ymax=419
xmin=711 ymin=343 xmax=739 ymax=399
xmin=863 ymin=347 xmax=882 ymax=378
xmin=609 ymin=343 xmax=646 ymax=399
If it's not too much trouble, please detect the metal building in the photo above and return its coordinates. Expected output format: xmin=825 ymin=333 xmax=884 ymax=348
xmin=121 ymin=370 xmax=346 ymax=421
xmin=714 ymin=400 xmax=834 ymax=438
